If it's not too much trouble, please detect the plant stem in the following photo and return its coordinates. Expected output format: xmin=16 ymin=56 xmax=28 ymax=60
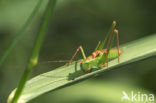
xmin=0 ymin=0 xmax=42 ymax=66
xmin=10 ymin=0 xmax=57 ymax=103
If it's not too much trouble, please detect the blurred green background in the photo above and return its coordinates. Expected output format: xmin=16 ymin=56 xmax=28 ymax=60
xmin=0 ymin=0 xmax=156 ymax=103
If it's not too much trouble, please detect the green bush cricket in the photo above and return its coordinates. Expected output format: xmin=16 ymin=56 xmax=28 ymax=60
xmin=67 ymin=21 xmax=123 ymax=75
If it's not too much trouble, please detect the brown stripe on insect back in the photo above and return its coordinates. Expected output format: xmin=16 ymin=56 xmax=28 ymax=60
xmin=91 ymin=50 xmax=104 ymax=58
xmin=91 ymin=49 xmax=120 ymax=58
xmin=86 ymin=49 xmax=122 ymax=62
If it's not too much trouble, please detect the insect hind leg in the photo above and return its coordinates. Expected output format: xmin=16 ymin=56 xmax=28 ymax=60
xmin=114 ymin=29 xmax=120 ymax=63
xmin=105 ymin=28 xmax=120 ymax=64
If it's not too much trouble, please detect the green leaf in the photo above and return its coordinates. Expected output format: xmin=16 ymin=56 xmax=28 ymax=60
xmin=41 ymin=80 xmax=155 ymax=103
xmin=8 ymin=34 xmax=156 ymax=103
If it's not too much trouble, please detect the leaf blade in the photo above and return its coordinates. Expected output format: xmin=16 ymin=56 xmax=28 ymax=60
xmin=8 ymin=34 xmax=156 ymax=103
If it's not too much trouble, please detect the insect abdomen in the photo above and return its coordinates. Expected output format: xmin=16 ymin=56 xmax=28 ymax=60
xmin=108 ymin=49 xmax=120 ymax=60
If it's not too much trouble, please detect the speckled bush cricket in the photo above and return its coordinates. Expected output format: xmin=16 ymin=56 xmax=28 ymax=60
xmin=67 ymin=21 xmax=123 ymax=74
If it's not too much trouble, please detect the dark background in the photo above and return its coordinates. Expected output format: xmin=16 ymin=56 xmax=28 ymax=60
xmin=0 ymin=0 xmax=156 ymax=103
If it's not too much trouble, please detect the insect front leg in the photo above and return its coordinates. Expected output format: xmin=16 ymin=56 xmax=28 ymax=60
xmin=67 ymin=46 xmax=86 ymax=65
